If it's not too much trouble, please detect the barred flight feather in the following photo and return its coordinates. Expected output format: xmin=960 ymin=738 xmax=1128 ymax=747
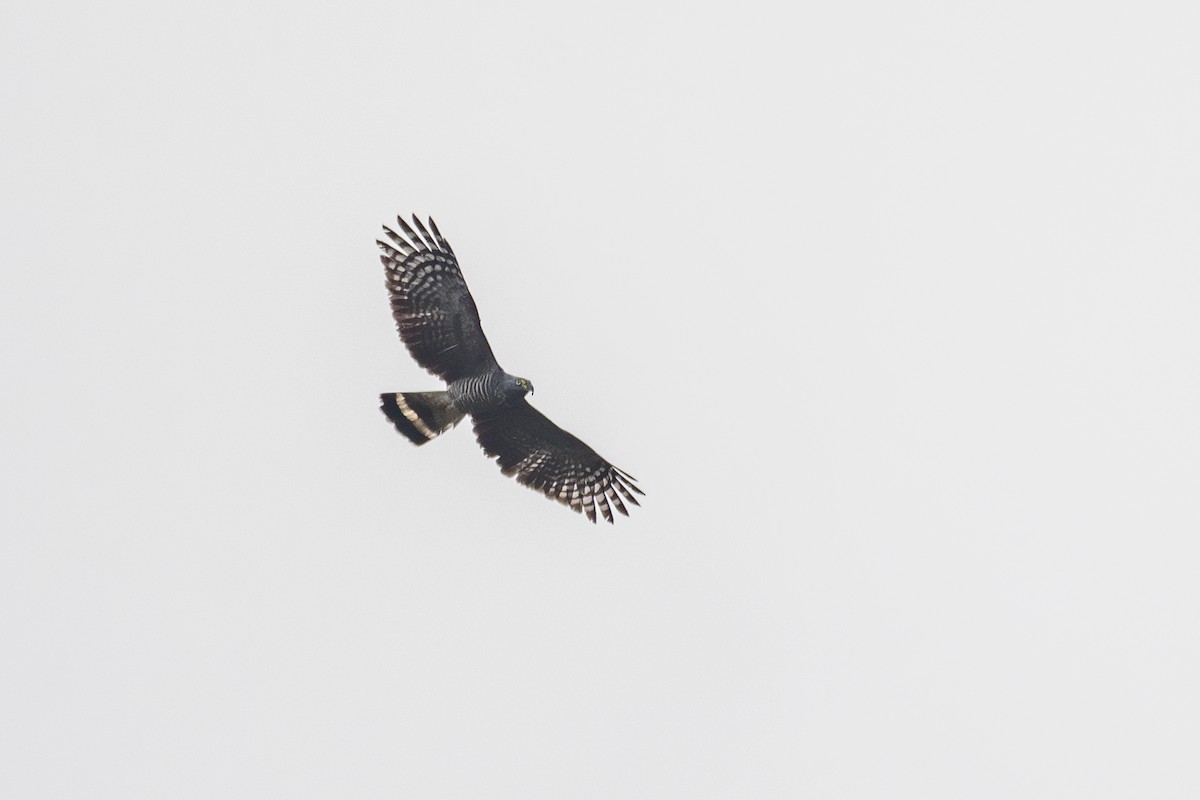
xmin=378 ymin=216 xmax=499 ymax=383
xmin=473 ymin=401 xmax=643 ymax=524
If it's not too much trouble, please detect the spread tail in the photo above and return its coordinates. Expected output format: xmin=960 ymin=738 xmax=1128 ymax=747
xmin=380 ymin=391 xmax=466 ymax=445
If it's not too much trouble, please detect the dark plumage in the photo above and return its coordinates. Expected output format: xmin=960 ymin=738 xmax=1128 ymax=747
xmin=377 ymin=215 xmax=642 ymax=523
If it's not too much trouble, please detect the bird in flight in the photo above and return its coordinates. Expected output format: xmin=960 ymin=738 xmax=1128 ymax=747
xmin=377 ymin=215 xmax=643 ymax=523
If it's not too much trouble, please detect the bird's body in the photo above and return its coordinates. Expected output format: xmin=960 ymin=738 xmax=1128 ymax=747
xmin=377 ymin=215 xmax=642 ymax=523
xmin=446 ymin=371 xmax=528 ymax=415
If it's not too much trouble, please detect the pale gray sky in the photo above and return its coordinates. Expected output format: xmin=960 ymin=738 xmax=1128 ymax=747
xmin=3 ymin=1 xmax=1199 ymax=798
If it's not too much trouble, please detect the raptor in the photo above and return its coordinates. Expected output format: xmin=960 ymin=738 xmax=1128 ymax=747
xmin=377 ymin=215 xmax=642 ymax=524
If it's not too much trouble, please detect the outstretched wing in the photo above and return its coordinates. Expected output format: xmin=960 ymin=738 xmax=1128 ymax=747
xmin=377 ymin=215 xmax=500 ymax=382
xmin=472 ymin=400 xmax=643 ymax=524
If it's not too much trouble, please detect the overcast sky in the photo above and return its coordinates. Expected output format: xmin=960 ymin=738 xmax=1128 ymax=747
xmin=3 ymin=1 xmax=1199 ymax=798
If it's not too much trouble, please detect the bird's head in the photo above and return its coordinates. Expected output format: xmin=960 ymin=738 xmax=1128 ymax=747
xmin=503 ymin=373 xmax=535 ymax=401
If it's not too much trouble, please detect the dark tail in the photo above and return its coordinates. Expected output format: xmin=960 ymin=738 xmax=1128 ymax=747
xmin=380 ymin=391 xmax=466 ymax=445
